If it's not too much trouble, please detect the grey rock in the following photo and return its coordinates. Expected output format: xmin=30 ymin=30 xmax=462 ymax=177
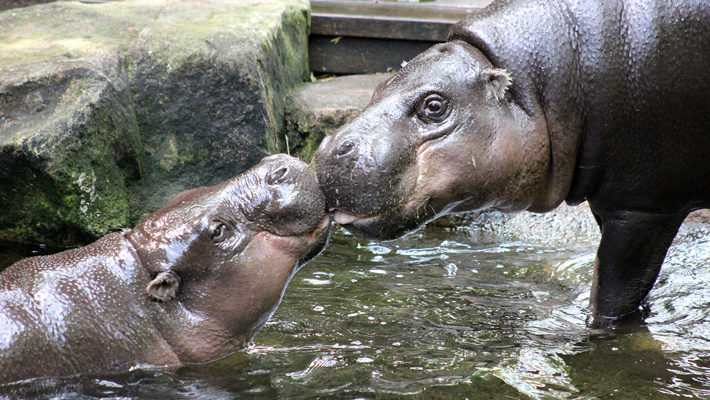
xmin=127 ymin=0 xmax=310 ymax=212
xmin=1 ymin=50 xmax=144 ymax=244
xmin=285 ymin=73 xmax=392 ymax=161
xmin=0 ymin=0 xmax=309 ymax=245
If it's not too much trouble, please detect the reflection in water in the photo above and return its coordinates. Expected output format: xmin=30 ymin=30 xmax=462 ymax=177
xmin=2 ymin=217 xmax=710 ymax=398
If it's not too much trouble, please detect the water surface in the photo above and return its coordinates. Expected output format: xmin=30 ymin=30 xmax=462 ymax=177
xmin=2 ymin=217 xmax=710 ymax=399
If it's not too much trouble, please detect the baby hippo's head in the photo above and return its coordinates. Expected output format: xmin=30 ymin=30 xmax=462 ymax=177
xmin=126 ymin=154 xmax=330 ymax=363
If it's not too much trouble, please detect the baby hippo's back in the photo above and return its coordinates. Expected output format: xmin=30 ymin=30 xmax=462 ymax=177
xmin=0 ymin=233 xmax=177 ymax=384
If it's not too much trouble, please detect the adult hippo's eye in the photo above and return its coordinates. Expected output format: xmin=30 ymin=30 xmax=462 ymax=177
xmin=418 ymin=93 xmax=450 ymax=123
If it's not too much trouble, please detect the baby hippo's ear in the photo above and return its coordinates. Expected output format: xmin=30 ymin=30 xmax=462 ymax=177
xmin=480 ymin=67 xmax=512 ymax=103
xmin=146 ymin=270 xmax=181 ymax=302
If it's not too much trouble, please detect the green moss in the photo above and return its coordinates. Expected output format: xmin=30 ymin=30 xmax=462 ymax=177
xmin=1 ymin=65 xmax=141 ymax=244
xmin=0 ymin=0 xmax=311 ymax=244
xmin=292 ymin=130 xmax=325 ymax=163
xmin=0 ymin=1 xmax=166 ymax=69
xmin=0 ymin=159 xmax=96 ymax=245
xmin=44 ymin=110 xmax=135 ymax=239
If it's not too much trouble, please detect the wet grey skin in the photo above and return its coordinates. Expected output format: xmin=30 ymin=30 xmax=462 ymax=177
xmin=315 ymin=0 xmax=710 ymax=328
xmin=0 ymin=154 xmax=330 ymax=384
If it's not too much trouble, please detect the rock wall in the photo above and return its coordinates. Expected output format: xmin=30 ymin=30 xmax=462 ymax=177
xmin=0 ymin=0 xmax=310 ymax=245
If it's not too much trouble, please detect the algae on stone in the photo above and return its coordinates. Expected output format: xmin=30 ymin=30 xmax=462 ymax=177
xmin=1 ymin=51 xmax=140 ymax=245
xmin=126 ymin=0 xmax=310 ymax=211
xmin=0 ymin=0 xmax=310 ymax=245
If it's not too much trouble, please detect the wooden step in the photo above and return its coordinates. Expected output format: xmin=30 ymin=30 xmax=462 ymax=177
xmin=309 ymin=0 xmax=490 ymax=74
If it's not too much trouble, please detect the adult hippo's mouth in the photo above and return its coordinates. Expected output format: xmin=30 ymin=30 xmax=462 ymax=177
xmin=332 ymin=210 xmax=385 ymax=237
xmin=333 ymin=211 xmax=387 ymax=239
xmin=333 ymin=210 xmax=368 ymax=225
xmin=330 ymin=195 xmax=434 ymax=241
xmin=314 ymin=115 xmax=422 ymax=241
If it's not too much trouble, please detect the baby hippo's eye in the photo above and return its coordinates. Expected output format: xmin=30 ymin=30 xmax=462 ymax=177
xmin=211 ymin=223 xmax=228 ymax=242
xmin=418 ymin=93 xmax=450 ymax=123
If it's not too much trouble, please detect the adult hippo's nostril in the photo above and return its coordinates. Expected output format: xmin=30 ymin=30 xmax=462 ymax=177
xmin=267 ymin=166 xmax=289 ymax=186
xmin=336 ymin=140 xmax=357 ymax=157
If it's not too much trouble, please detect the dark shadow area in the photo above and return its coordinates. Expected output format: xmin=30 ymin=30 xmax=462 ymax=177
xmin=0 ymin=0 xmax=56 ymax=12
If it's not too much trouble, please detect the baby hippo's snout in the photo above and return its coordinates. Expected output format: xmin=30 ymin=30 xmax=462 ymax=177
xmin=242 ymin=154 xmax=328 ymax=237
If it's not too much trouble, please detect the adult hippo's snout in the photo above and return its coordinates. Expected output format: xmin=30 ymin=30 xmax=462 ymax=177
xmin=315 ymin=101 xmax=421 ymax=240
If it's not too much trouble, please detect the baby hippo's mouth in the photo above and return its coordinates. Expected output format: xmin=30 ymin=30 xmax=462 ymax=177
xmin=274 ymin=213 xmax=331 ymax=244
xmin=308 ymin=214 xmax=332 ymax=239
xmin=297 ymin=214 xmax=332 ymax=264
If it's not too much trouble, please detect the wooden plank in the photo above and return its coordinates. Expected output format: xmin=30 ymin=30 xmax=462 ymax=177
xmin=307 ymin=0 xmax=491 ymax=74
xmin=310 ymin=0 xmax=485 ymax=40
xmin=309 ymin=35 xmax=437 ymax=75
xmin=311 ymin=14 xmax=455 ymax=41
xmin=311 ymin=0 xmax=486 ymax=21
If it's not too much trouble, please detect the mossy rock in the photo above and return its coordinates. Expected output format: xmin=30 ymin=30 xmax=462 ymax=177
xmin=0 ymin=0 xmax=310 ymax=245
xmin=284 ymin=74 xmax=393 ymax=162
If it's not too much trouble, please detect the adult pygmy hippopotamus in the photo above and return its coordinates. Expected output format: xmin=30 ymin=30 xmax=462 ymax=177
xmin=0 ymin=154 xmax=330 ymax=384
xmin=315 ymin=0 xmax=710 ymax=327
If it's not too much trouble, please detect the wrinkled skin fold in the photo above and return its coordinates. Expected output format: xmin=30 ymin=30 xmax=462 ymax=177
xmin=315 ymin=0 xmax=710 ymax=328
xmin=0 ymin=154 xmax=330 ymax=384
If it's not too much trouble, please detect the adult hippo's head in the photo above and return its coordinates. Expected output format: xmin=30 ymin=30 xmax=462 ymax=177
xmin=126 ymin=154 xmax=330 ymax=363
xmin=315 ymin=41 xmax=553 ymax=240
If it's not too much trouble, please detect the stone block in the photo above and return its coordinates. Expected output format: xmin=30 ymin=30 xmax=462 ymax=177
xmin=285 ymin=73 xmax=392 ymax=161
xmin=0 ymin=0 xmax=310 ymax=245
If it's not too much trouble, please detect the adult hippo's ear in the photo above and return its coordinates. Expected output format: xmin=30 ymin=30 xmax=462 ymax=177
xmin=146 ymin=270 xmax=181 ymax=302
xmin=480 ymin=67 xmax=512 ymax=103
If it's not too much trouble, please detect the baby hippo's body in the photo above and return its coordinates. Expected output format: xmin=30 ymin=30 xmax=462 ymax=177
xmin=0 ymin=154 xmax=330 ymax=384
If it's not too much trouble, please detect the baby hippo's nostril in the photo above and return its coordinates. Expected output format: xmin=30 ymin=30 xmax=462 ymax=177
xmin=336 ymin=140 xmax=357 ymax=157
xmin=267 ymin=166 xmax=289 ymax=185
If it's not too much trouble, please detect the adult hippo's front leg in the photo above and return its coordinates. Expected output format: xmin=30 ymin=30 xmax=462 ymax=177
xmin=587 ymin=209 xmax=687 ymax=325
xmin=315 ymin=0 xmax=710 ymax=328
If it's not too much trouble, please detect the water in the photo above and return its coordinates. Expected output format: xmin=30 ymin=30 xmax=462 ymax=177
xmin=2 ymin=214 xmax=710 ymax=399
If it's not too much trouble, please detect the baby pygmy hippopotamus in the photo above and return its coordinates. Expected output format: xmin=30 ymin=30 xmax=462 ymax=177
xmin=0 ymin=154 xmax=330 ymax=384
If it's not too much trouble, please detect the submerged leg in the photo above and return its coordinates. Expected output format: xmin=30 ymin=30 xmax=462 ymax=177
xmin=587 ymin=208 xmax=686 ymax=328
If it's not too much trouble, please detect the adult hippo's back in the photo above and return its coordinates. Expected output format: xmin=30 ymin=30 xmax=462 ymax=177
xmin=0 ymin=154 xmax=330 ymax=384
xmin=314 ymin=0 xmax=710 ymax=327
